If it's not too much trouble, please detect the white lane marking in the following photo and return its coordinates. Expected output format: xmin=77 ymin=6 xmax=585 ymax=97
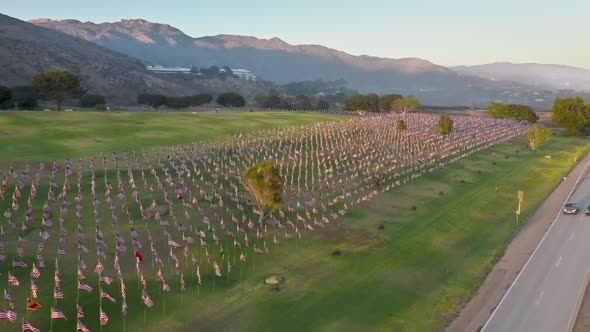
xmin=481 ymin=157 xmax=590 ymax=331
xmin=569 ymin=232 xmax=575 ymax=241
xmin=535 ymin=291 xmax=545 ymax=305
xmin=555 ymin=256 xmax=562 ymax=267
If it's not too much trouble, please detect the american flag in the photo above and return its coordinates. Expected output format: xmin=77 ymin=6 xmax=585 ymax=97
xmin=99 ymin=309 xmax=109 ymax=325
xmin=5 ymin=309 xmax=17 ymax=322
xmin=77 ymin=320 xmax=90 ymax=332
xmin=57 ymin=246 xmax=67 ymax=256
xmin=120 ymin=279 xmax=127 ymax=299
xmin=78 ymin=282 xmax=93 ymax=292
xmin=196 ymin=265 xmax=202 ymax=285
xmin=101 ymin=290 xmax=116 ymax=303
xmin=94 ymin=262 xmax=104 ymax=274
xmin=51 ymin=307 xmax=67 ymax=320
xmin=8 ymin=272 xmax=19 ymax=286
xmin=31 ymin=282 xmax=38 ymax=298
xmin=77 ymin=303 xmax=84 ymax=318
xmin=100 ymin=274 xmax=114 ymax=285
xmin=240 ymin=252 xmax=247 ymax=263
xmin=4 ymin=289 xmax=14 ymax=308
xmin=30 ymin=264 xmax=40 ymax=278
xmin=214 ymin=261 xmax=222 ymax=277
xmin=142 ymin=292 xmax=154 ymax=308
xmin=12 ymin=258 xmax=27 ymax=268
xmin=54 ymin=287 xmax=64 ymax=300
xmin=122 ymin=300 xmax=128 ymax=317
xmin=180 ymin=274 xmax=186 ymax=291
xmin=22 ymin=319 xmax=40 ymax=332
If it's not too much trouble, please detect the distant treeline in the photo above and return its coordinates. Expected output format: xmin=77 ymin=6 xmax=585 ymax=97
xmin=0 ymin=85 xmax=38 ymax=109
xmin=487 ymin=102 xmax=539 ymax=123
xmin=137 ymin=93 xmax=213 ymax=108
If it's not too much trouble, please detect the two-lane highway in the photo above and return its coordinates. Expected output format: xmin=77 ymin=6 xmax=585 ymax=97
xmin=483 ymin=160 xmax=590 ymax=332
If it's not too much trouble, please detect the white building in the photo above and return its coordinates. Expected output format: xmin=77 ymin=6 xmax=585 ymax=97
xmin=146 ymin=65 xmax=191 ymax=74
xmin=230 ymin=68 xmax=257 ymax=81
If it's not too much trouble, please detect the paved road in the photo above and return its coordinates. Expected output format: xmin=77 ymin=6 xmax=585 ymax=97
xmin=483 ymin=159 xmax=590 ymax=332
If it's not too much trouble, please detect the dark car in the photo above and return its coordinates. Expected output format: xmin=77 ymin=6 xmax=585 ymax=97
xmin=586 ymin=205 xmax=590 ymax=215
xmin=563 ymin=202 xmax=579 ymax=214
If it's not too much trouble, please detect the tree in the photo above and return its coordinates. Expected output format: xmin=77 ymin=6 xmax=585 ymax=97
xmin=316 ymin=99 xmax=330 ymax=110
xmin=343 ymin=94 xmax=379 ymax=112
xmin=487 ymin=102 xmax=538 ymax=123
xmin=0 ymin=86 xmax=12 ymax=109
xmin=551 ymin=97 xmax=587 ymax=135
xmin=32 ymin=70 xmax=84 ymax=111
xmin=10 ymin=86 xmax=37 ymax=109
xmin=435 ymin=114 xmax=453 ymax=134
xmin=137 ymin=94 xmax=167 ymax=107
xmin=379 ymin=94 xmax=403 ymax=111
xmin=256 ymin=95 xmax=282 ymax=108
xmin=216 ymin=92 xmax=246 ymax=107
xmin=243 ymin=161 xmax=283 ymax=223
xmin=189 ymin=93 xmax=213 ymax=106
xmin=367 ymin=93 xmax=380 ymax=112
xmin=79 ymin=94 xmax=106 ymax=108
xmin=395 ymin=119 xmax=407 ymax=131
xmin=390 ymin=98 xmax=420 ymax=114
xmin=295 ymin=95 xmax=312 ymax=109
xmin=528 ymin=123 xmax=551 ymax=151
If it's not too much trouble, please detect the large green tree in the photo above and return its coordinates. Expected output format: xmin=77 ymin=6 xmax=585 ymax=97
xmin=243 ymin=161 xmax=283 ymax=222
xmin=32 ymin=70 xmax=84 ymax=111
xmin=551 ymin=97 xmax=587 ymax=135
xmin=528 ymin=123 xmax=551 ymax=151
xmin=379 ymin=94 xmax=403 ymax=111
xmin=487 ymin=102 xmax=538 ymax=123
xmin=216 ymin=92 xmax=246 ymax=107
xmin=435 ymin=114 xmax=453 ymax=135
xmin=390 ymin=98 xmax=420 ymax=114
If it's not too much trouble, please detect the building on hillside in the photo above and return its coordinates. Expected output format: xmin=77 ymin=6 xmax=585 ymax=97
xmin=146 ymin=65 xmax=191 ymax=74
xmin=218 ymin=68 xmax=257 ymax=81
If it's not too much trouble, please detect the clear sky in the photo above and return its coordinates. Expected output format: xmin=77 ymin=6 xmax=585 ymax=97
xmin=3 ymin=0 xmax=589 ymax=69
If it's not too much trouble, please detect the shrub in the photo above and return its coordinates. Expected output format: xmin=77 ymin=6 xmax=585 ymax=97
xmin=95 ymin=104 xmax=107 ymax=112
xmin=80 ymin=94 xmax=106 ymax=107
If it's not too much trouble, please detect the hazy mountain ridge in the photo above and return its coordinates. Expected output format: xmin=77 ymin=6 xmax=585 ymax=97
xmin=0 ymin=15 xmax=269 ymax=104
xmin=452 ymin=62 xmax=590 ymax=92
xmin=31 ymin=18 xmax=530 ymax=106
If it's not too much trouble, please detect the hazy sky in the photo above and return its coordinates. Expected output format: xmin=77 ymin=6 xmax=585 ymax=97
xmin=3 ymin=0 xmax=589 ymax=69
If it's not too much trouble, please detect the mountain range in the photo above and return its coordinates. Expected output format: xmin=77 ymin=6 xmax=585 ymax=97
xmin=1 ymin=14 xmax=588 ymax=107
xmin=29 ymin=17 xmax=534 ymax=107
xmin=452 ymin=62 xmax=590 ymax=93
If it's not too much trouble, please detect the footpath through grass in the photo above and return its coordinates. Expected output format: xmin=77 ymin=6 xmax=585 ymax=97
xmin=118 ymin=133 xmax=589 ymax=332
xmin=0 ymin=111 xmax=344 ymax=164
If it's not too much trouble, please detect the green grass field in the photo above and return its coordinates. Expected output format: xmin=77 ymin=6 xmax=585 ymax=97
xmin=0 ymin=111 xmax=588 ymax=332
xmin=0 ymin=111 xmax=344 ymax=164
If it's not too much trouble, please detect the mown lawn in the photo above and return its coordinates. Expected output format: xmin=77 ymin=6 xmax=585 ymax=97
xmin=0 ymin=111 xmax=344 ymax=164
